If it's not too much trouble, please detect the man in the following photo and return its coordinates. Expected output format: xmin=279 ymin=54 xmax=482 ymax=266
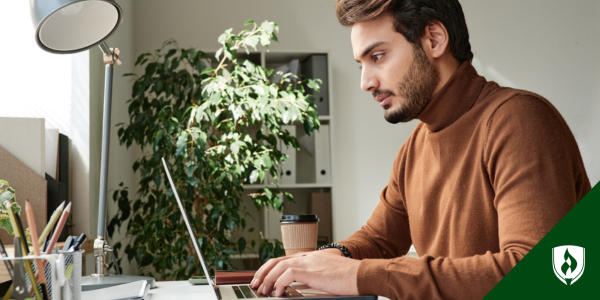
xmin=250 ymin=0 xmax=591 ymax=299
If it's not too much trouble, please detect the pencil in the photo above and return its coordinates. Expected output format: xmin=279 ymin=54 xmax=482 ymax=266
xmin=5 ymin=201 xmax=43 ymax=300
xmin=37 ymin=201 xmax=65 ymax=246
xmin=25 ymin=200 xmax=49 ymax=295
xmin=44 ymin=202 xmax=71 ymax=254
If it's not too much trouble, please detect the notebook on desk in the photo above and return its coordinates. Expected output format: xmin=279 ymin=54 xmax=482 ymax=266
xmin=216 ymin=270 xmax=256 ymax=285
xmin=81 ymin=280 xmax=149 ymax=300
xmin=161 ymin=157 xmax=376 ymax=300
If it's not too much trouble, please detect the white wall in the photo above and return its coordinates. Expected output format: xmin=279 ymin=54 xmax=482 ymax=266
xmin=0 ymin=1 xmax=91 ymax=242
xmin=463 ymin=0 xmax=600 ymax=186
xmin=95 ymin=0 xmax=599 ymax=275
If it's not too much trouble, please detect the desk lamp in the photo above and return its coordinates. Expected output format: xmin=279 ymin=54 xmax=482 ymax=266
xmin=30 ymin=0 xmax=155 ymax=290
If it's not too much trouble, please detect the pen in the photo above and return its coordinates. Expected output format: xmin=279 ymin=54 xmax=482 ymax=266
xmin=62 ymin=235 xmax=75 ymax=251
xmin=44 ymin=202 xmax=71 ymax=254
xmin=42 ymin=228 xmax=53 ymax=252
xmin=25 ymin=200 xmax=50 ymax=299
xmin=15 ymin=213 xmax=29 ymax=254
xmin=63 ymin=233 xmax=86 ymax=280
xmin=68 ymin=233 xmax=87 ymax=252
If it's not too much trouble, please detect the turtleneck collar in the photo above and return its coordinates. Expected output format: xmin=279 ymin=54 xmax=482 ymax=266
xmin=417 ymin=61 xmax=487 ymax=132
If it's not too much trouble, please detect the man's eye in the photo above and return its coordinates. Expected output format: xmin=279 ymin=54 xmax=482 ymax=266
xmin=373 ymin=54 xmax=383 ymax=62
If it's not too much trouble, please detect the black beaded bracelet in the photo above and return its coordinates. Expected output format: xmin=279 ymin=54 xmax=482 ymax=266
xmin=318 ymin=243 xmax=353 ymax=258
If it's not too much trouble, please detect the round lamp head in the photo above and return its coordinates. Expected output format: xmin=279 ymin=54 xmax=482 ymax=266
xmin=30 ymin=0 xmax=122 ymax=54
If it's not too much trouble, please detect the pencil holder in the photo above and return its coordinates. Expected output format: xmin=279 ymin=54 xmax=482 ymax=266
xmin=0 ymin=251 xmax=83 ymax=300
xmin=55 ymin=251 xmax=83 ymax=300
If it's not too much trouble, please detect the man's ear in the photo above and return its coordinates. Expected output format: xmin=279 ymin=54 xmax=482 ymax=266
xmin=421 ymin=21 xmax=449 ymax=59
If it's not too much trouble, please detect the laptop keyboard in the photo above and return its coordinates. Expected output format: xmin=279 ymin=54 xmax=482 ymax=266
xmin=235 ymin=285 xmax=256 ymax=298
xmin=233 ymin=285 xmax=294 ymax=298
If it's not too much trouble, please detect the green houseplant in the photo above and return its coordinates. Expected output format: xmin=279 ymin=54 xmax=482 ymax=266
xmin=0 ymin=180 xmax=21 ymax=235
xmin=107 ymin=20 xmax=322 ymax=280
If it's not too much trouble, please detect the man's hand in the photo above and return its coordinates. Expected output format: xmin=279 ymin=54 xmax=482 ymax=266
xmin=250 ymin=249 xmax=360 ymax=297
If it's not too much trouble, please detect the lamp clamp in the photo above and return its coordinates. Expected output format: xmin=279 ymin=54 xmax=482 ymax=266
xmin=99 ymin=42 xmax=122 ymax=66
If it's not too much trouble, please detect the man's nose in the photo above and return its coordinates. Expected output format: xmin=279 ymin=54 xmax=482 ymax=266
xmin=360 ymin=67 xmax=378 ymax=92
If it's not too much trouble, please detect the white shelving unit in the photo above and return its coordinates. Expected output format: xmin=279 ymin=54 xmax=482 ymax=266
xmin=204 ymin=49 xmax=334 ymax=267
xmin=251 ymin=49 xmax=334 ymax=187
xmin=257 ymin=50 xmax=334 ymax=253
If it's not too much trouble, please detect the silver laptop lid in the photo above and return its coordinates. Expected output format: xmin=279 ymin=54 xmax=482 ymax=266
xmin=161 ymin=157 xmax=215 ymax=288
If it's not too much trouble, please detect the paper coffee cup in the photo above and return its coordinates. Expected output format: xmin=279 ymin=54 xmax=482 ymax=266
xmin=280 ymin=215 xmax=319 ymax=256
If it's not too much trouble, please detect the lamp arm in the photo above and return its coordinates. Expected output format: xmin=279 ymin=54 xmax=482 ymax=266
xmin=93 ymin=41 xmax=119 ymax=277
xmin=99 ymin=42 xmax=111 ymax=56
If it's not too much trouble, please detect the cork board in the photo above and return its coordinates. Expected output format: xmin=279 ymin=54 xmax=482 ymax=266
xmin=0 ymin=145 xmax=47 ymax=245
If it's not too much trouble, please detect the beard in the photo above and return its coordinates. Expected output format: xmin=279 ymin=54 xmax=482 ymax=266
xmin=378 ymin=44 xmax=440 ymax=124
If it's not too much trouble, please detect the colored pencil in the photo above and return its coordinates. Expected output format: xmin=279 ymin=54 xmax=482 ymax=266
xmin=44 ymin=202 xmax=71 ymax=254
xmin=37 ymin=201 xmax=65 ymax=246
xmin=5 ymin=201 xmax=43 ymax=300
xmin=25 ymin=200 xmax=50 ymax=297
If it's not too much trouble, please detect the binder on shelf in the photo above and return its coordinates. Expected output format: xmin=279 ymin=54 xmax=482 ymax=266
xmin=269 ymin=59 xmax=299 ymax=85
xmin=262 ymin=205 xmax=283 ymax=241
xmin=279 ymin=125 xmax=296 ymax=184
xmin=264 ymin=167 xmax=275 ymax=186
xmin=314 ymin=124 xmax=331 ymax=184
xmin=301 ymin=54 xmax=329 ymax=116
xmin=295 ymin=127 xmax=316 ymax=184
xmin=308 ymin=192 xmax=332 ymax=248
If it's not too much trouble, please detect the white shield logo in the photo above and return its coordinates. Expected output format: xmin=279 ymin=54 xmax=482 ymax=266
xmin=552 ymin=245 xmax=585 ymax=285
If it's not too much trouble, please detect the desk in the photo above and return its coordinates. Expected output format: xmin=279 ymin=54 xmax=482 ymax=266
xmin=147 ymin=281 xmax=390 ymax=300
xmin=147 ymin=281 xmax=218 ymax=300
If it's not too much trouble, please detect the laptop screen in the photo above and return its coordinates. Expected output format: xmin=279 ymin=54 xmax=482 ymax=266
xmin=161 ymin=157 xmax=215 ymax=288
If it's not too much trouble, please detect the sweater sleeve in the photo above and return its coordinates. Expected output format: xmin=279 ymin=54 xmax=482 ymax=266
xmin=337 ymin=144 xmax=413 ymax=260
xmin=349 ymin=95 xmax=590 ymax=300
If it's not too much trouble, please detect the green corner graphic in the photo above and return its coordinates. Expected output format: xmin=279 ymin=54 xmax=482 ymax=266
xmin=485 ymin=182 xmax=600 ymax=299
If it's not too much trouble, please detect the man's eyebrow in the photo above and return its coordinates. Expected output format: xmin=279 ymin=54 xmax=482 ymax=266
xmin=355 ymin=41 xmax=386 ymax=63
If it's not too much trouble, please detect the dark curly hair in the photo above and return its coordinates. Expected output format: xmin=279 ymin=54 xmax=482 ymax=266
xmin=336 ymin=0 xmax=473 ymax=62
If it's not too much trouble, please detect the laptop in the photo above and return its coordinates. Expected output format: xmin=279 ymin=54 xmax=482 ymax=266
xmin=162 ymin=158 xmax=376 ymax=300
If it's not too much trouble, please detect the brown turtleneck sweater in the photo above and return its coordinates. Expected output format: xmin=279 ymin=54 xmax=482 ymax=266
xmin=338 ymin=62 xmax=591 ymax=300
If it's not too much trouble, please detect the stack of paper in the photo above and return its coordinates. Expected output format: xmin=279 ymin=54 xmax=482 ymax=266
xmin=81 ymin=280 xmax=150 ymax=300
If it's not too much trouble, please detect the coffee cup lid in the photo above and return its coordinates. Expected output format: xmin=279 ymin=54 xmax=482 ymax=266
xmin=280 ymin=214 xmax=319 ymax=223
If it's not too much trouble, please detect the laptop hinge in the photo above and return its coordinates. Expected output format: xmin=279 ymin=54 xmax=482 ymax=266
xmin=214 ymin=285 xmax=222 ymax=300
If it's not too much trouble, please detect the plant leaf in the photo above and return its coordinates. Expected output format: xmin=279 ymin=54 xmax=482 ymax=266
xmin=249 ymin=169 xmax=259 ymax=184
xmin=244 ymin=36 xmax=259 ymax=49
xmin=261 ymin=21 xmax=274 ymax=34
xmin=282 ymin=110 xmax=291 ymax=124
xmin=303 ymin=119 xmax=314 ymax=135
xmin=237 ymin=237 xmax=246 ymax=254
xmin=218 ymin=33 xmax=227 ymax=44
xmin=0 ymin=191 xmax=13 ymax=202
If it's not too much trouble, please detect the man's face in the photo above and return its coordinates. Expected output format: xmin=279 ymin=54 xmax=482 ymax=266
xmin=351 ymin=13 xmax=439 ymax=123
